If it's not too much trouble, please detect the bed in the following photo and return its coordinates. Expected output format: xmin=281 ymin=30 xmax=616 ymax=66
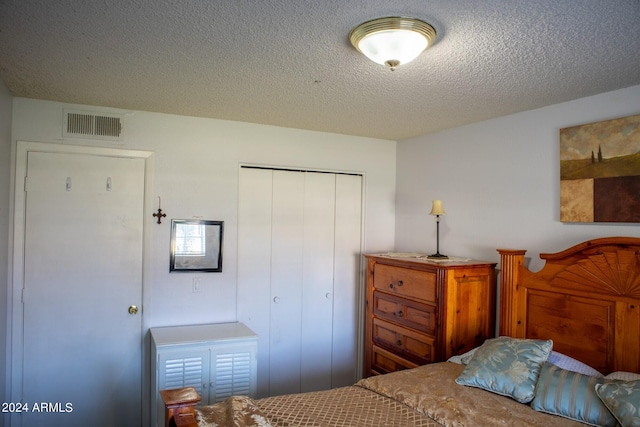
xmin=162 ymin=237 xmax=640 ymax=427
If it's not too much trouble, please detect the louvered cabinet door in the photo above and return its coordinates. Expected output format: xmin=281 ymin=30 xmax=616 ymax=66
xmin=156 ymin=348 xmax=211 ymax=426
xmin=158 ymin=350 xmax=210 ymax=397
xmin=155 ymin=343 xmax=258 ymax=405
xmin=210 ymin=343 xmax=258 ymax=403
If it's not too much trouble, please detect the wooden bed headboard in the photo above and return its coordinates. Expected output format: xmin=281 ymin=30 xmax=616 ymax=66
xmin=498 ymin=237 xmax=640 ymax=375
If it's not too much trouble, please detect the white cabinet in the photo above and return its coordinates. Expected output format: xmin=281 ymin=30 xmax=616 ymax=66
xmin=150 ymin=322 xmax=258 ymax=427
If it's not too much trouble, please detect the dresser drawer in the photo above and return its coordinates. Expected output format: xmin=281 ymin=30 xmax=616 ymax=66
xmin=372 ymin=318 xmax=435 ymax=364
xmin=370 ymin=345 xmax=418 ymax=375
xmin=373 ymin=263 xmax=436 ymax=303
xmin=373 ymin=291 xmax=436 ymax=335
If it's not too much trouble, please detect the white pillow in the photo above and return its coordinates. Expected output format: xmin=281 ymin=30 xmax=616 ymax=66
xmin=447 ymin=347 xmax=477 ymax=365
xmin=547 ymin=351 xmax=603 ymax=377
xmin=605 ymin=371 xmax=640 ymax=381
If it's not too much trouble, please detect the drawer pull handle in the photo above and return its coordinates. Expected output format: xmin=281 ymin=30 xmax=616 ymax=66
xmin=389 ymin=280 xmax=403 ymax=289
xmin=394 ymin=310 xmax=404 ymax=317
xmin=396 ymin=340 xmax=402 ymax=346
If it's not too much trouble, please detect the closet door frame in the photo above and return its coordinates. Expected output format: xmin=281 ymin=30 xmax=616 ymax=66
xmin=237 ymin=165 xmax=366 ymax=397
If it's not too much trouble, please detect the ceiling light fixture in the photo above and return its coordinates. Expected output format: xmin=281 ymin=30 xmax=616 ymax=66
xmin=349 ymin=16 xmax=436 ymax=71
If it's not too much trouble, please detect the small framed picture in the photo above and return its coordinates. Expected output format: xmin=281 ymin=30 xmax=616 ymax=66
xmin=170 ymin=220 xmax=223 ymax=272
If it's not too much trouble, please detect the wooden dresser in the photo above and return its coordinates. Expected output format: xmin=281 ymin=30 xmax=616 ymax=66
xmin=364 ymin=254 xmax=497 ymax=377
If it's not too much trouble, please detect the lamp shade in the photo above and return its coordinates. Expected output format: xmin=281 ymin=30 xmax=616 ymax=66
xmin=429 ymin=200 xmax=446 ymax=216
xmin=350 ymin=17 xmax=436 ymax=70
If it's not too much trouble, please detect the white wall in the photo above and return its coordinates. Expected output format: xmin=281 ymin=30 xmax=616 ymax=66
xmin=8 ymin=98 xmax=396 ymax=424
xmin=396 ymin=84 xmax=640 ymax=272
xmin=10 ymin=98 xmax=396 ymax=328
xmin=0 ymin=77 xmax=12 ymax=427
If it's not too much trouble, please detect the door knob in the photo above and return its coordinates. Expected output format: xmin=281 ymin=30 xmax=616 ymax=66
xmin=128 ymin=305 xmax=139 ymax=315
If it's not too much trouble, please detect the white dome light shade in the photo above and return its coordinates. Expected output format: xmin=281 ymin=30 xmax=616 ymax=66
xmin=357 ymin=29 xmax=429 ymax=67
xmin=350 ymin=17 xmax=437 ymax=70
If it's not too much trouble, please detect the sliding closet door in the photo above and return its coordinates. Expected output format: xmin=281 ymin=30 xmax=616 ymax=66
xmin=331 ymin=174 xmax=363 ymax=388
xmin=300 ymin=173 xmax=336 ymax=392
xmin=237 ymin=168 xmax=274 ymax=398
xmin=238 ymin=167 xmax=362 ymax=397
xmin=269 ymin=170 xmax=305 ymax=396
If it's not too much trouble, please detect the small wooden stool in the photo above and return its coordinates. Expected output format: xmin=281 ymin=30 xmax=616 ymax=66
xmin=160 ymin=387 xmax=202 ymax=427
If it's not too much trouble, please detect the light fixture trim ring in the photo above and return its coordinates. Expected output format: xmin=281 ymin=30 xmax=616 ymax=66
xmin=349 ymin=16 xmax=437 ymax=70
xmin=349 ymin=16 xmax=437 ymax=53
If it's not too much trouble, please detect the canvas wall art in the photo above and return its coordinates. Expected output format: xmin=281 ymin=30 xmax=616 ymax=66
xmin=560 ymin=114 xmax=640 ymax=223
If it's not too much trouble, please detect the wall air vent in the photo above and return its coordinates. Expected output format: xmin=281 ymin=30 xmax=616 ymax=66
xmin=63 ymin=109 xmax=124 ymax=141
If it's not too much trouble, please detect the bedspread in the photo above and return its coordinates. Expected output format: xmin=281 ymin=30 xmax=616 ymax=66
xmin=195 ymin=362 xmax=585 ymax=427
xmin=196 ymin=385 xmax=439 ymax=427
xmin=357 ymin=362 xmax=584 ymax=427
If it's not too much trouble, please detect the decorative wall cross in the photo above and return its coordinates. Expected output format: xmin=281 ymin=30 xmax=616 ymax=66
xmin=153 ymin=196 xmax=167 ymax=224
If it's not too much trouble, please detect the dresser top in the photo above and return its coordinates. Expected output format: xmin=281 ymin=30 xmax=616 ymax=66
xmin=365 ymin=253 xmax=496 ymax=268
xmin=150 ymin=322 xmax=257 ymax=346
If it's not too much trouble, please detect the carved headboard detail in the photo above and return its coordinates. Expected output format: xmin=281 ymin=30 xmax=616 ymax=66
xmin=498 ymin=237 xmax=640 ymax=375
xmin=551 ymin=248 xmax=640 ymax=298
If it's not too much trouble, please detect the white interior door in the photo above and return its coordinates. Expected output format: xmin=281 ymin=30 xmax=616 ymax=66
xmin=21 ymin=151 xmax=144 ymax=426
xmin=238 ymin=167 xmax=362 ymax=397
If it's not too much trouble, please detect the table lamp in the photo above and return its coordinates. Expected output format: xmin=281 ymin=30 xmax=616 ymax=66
xmin=428 ymin=200 xmax=448 ymax=259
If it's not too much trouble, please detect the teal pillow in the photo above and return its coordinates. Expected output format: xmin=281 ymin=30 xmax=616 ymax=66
xmin=455 ymin=336 xmax=553 ymax=403
xmin=596 ymin=380 xmax=640 ymax=427
xmin=531 ymin=363 xmax=617 ymax=427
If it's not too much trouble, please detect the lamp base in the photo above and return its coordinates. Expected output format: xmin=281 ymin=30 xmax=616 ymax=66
xmin=427 ymin=253 xmax=448 ymax=259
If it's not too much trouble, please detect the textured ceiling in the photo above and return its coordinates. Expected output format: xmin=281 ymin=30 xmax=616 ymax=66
xmin=1 ymin=0 xmax=639 ymax=141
